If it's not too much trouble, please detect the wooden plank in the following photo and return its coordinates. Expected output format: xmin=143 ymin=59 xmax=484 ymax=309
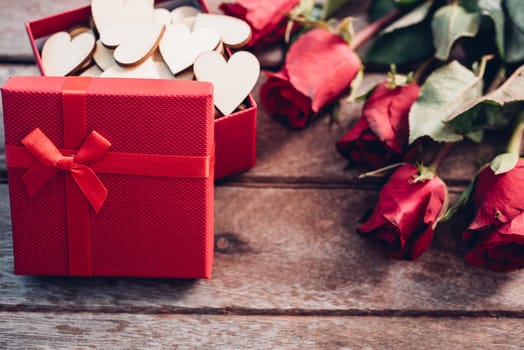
xmin=1 ymin=184 xmax=524 ymax=313
xmin=1 ymin=312 xmax=523 ymax=349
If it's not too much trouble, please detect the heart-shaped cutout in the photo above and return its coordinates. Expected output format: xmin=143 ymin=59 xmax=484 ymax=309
xmin=194 ymin=51 xmax=259 ymax=115
xmin=91 ymin=0 xmax=154 ymax=34
xmin=193 ymin=13 xmax=251 ymax=48
xmin=42 ymin=31 xmax=96 ymax=76
xmin=152 ymin=8 xmax=172 ymax=26
xmin=159 ymin=24 xmax=220 ymax=75
xmin=80 ymin=65 xmax=103 ymax=77
xmin=101 ymin=22 xmax=159 ymax=48
xmin=171 ymin=6 xmax=200 ymax=24
xmin=93 ymin=40 xmax=116 ymax=70
xmin=101 ymin=58 xmax=161 ymax=79
xmin=114 ymin=23 xmax=165 ymax=66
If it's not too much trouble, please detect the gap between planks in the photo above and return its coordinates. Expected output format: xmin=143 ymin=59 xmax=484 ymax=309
xmin=0 ymin=176 xmax=468 ymax=192
xmin=1 ymin=305 xmax=523 ymax=318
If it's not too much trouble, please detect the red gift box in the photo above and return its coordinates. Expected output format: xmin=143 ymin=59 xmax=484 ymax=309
xmin=2 ymin=76 xmax=215 ymax=278
xmin=25 ymin=0 xmax=257 ymax=179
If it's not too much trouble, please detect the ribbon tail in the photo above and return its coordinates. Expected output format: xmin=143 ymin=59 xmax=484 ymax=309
xmin=22 ymin=163 xmax=60 ymax=198
xmin=71 ymin=165 xmax=108 ymax=213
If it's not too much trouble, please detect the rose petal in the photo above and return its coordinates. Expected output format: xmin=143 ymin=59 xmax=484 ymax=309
xmin=469 ymin=160 xmax=524 ymax=230
xmin=220 ymin=0 xmax=300 ymax=48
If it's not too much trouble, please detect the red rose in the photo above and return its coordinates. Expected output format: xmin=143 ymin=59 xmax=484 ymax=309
xmin=219 ymin=0 xmax=300 ymax=49
xmin=260 ymin=29 xmax=361 ymax=128
xmin=358 ymin=164 xmax=447 ymax=260
xmin=462 ymin=160 xmax=524 ymax=272
xmin=336 ymin=81 xmax=421 ymax=168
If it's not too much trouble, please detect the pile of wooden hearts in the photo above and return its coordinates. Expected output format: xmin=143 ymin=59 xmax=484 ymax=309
xmin=41 ymin=0 xmax=260 ymax=116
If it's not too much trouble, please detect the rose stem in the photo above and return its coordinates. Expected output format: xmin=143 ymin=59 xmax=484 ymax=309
xmin=351 ymin=9 xmax=401 ymax=50
xmin=413 ymin=58 xmax=434 ymax=84
xmin=506 ymin=111 xmax=524 ymax=156
xmin=429 ymin=142 xmax=455 ymax=173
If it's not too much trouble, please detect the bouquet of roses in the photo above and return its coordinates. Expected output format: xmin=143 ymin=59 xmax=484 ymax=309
xmin=223 ymin=0 xmax=524 ymax=272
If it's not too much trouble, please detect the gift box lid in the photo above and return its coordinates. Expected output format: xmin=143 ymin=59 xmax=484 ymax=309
xmin=2 ymin=76 xmax=215 ymax=278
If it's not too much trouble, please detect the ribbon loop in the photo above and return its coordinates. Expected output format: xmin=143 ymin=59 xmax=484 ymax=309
xmin=21 ymin=127 xmax=111 ymax=212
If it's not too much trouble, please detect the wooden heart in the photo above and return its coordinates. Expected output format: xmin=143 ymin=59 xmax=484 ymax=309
xmin=171 ymin=6 xmax=200 ymax=24
xmin=91 ymin=0 xmax=154 ymax=34
xmin=193 ymin=13 xmax=251 ymax=48
xmin=80 ymin=65 xmax=103 ymax=77
xmin=159 ymin=24 xmax=220 ymax=75
xmin=93 ymin=40 xmax=115 ymax=70
xmin=194 ymin=51 xmax=259 ymax=115
xmin=113 ymin=23 xmax=165 ymax=66
xmin=100 ymin=22 xmax=158 ymax=48
xmin=101 ymin=58 xmax=161 ymax=78
xmin=42 ymin=31 xmax=96 ymax=76
xmin=152 ymin=8 xmax=171 ymax=26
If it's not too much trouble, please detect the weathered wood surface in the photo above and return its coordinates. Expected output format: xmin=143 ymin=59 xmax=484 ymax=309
xmin=2 ymin=184 xmax=524 ymax=314
xmin=1 ymin=0 xmax=524 ymax=349
xmin=2 ymin=313 xmax=524 ymax=350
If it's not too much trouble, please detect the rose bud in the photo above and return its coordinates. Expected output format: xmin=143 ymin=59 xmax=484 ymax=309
xmin=260 ymin=28 xmax=361 ymax=129
xmin=336 ymin=81 xmax=421 ymax=168
xmin=466 ymin=160 xmax=524 ymax=231
xmin=358 ymin=163 xmax=448 ymax=260
xmin=219 ymin=0 xmax=300 ymax=49
xmin=462 ymin=160 xmax=524 ymax=272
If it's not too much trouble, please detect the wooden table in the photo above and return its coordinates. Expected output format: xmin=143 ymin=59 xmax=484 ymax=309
xmin=1 ymin=1 xmax=524 ymax=349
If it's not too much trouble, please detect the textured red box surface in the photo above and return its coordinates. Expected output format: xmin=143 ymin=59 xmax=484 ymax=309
xmin=2 ymin=76 xmax=215 ymax=278
xmin=25 ymin=0 xmax=257 ymax=179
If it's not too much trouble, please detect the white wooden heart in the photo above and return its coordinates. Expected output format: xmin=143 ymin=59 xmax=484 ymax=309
xmin=113 ymin=23 xmax=165 ymax=66
xmin=152 ymin=8 xmax=172 ymax=26
xmin=100 ymin=22 xmax=159 ymax=48
xmin=91 ymin=0 xmax=154 ymax=34
xmin=42 ymin=31 xmax=96 ymax=76
xmin=194 ymin=51 xmax=259 ymax=115
xmin=80 ymin=65 xmax=103 ymax=77
xmin=101 ymin=58 xmax=161 ymax=78
xmin=171 ymin=6 xmax=200 ymax=24
xmin=193 ymin=13 xmax=251 ymax=48
xmin=159 ymin=23 xmax=220 ymax=75
xmin=93 ymin=40 xmax=115 ymax=70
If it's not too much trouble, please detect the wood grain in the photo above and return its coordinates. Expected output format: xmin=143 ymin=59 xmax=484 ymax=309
xmin=1 ymin=312 xmax=523 ymax=350
xmin=1 ymin=184 xmax=524 ymax=314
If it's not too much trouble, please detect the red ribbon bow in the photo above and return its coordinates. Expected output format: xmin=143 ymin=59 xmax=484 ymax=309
xmin=21 ymin=128 xmax=111 ymax=213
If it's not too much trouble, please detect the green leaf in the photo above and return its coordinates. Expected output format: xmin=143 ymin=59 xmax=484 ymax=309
xmin=365 ymin=23 xmax=435 ymax=64
xmin=459 ymin=0 xmax=480 ymax=12
xmin=478 ymin=0 xmax=505 ymax=57
xmin=395 ymin=0 xmax=424 ymax=6
xmin=431 ymin=4 xmax=480 ymax=61
xmin=409 ymin=61 xmax=483 ymax=143
xmin=466 ymin=130 xmax=484 ymax=142
xmin=446 ymin=65 xmax=524 ymax=122
xmin=369 ymin=0 xmax=397 ymax=22
xmin=505 ymin=0 xmax=524 ymax=34
xmin=322 ymin=0 xmax=350 ymax=19
xmin=382 ymin=0 xmax=432 ymax=34
xmin=490 ymin=152 xmax=519 ymax=174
